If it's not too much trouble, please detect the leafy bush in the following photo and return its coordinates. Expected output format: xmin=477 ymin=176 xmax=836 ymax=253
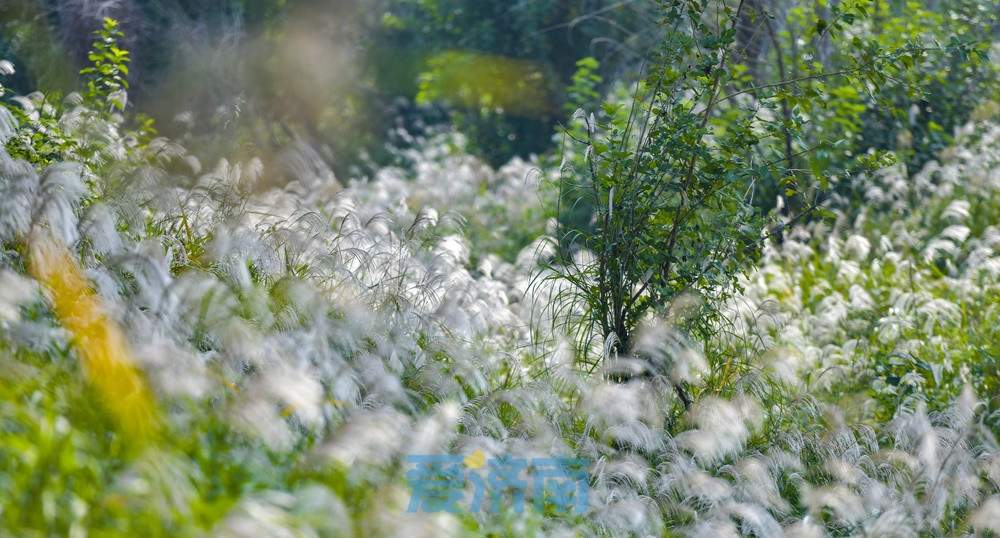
xmin=731 ymin=0 xmax=998 ymax=212
xmin=80 ymin=18 xmax=130 ymax=113
xmin=546 ymin=0 xmax=948 ymax=369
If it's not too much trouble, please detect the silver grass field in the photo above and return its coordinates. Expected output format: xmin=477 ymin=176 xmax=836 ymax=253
xmin=1 ymin=17 xmax=1000 ymax=532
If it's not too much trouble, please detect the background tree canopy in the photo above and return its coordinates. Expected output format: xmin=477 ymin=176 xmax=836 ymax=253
xmin=1 ymin=0 xmax=664 ymax=172
xmin=2 ymin=0 xmax=995 ymax=177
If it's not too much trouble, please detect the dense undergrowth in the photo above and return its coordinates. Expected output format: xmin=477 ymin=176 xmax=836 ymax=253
xmin=1 ymin=77 xmax=999 ymax=535
xmin=2 ymin=5 xmax=1000 ymax=537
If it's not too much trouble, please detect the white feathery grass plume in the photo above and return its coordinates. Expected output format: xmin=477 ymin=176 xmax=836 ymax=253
xmin=970 ymin=496 xmax=1000 ymax=534
xmin=843 ymin=234 xmax=871 ymax=260
xmin=0 ymin=107 xmax=16 ymax=143
xmin=941 ymin=199 xmax=971 ymax=222
xmin=131 ymin=327 xmax=211 ymax=399
xmin=801 ymin=484 xmax=865 ymax=526
xmin=408 ymin=400 xmax=461 ymax=455
xmin=0 ymin=151 xmax=40 ymax=242
xmin=782 ymin=518 xmax=827 ymax=538
xmin=732 ymin=456 xmax=791 ymax=514
xmin=361 ymin=486 xmax=461 ymax=538
xmin=215 ymin=486 xmax=351 ymax=538
xmin=320 ymin=409 xmax=411 ymax=466
xmin=582 ymin=381 xmax=664 ymax=450
xmin=81 ymin=202 xmax=125 ymax=256
xmin=634 ymin=316 xmax=709 ymax=384
xmin=0 ymin=271 xmax=37 ymax=323
xmin=677 ymin=396 xmax=762 ymax=465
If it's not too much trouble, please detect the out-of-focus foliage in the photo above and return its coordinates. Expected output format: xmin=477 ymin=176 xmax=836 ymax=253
xmin=853 ymin=0 xmax=999 ymax=172
xmin=3 ymin=0 xmax=993 ymax=182
xmin=375 ymin=0 xmax=662 ymax=166
xmin=2 ymin=17 xmax=143 ymax=168
xmin=730 ymin=0 xmax=999 ymax=213
xmin=1 ymin=0 xmax=662 ymax=174
xmin=0 ymin=0 xmax=78 ymax=95
xmin=564 ymin=56 xmax=604 ymax=115
xmin=80 ymin=17 xmax=130 ymax=112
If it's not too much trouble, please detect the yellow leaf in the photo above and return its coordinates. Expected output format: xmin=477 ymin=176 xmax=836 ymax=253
xmin=464 ymin=449 xmax=487 ymax=469
xmin=28 ymin=233 xmax=160 ymax=447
